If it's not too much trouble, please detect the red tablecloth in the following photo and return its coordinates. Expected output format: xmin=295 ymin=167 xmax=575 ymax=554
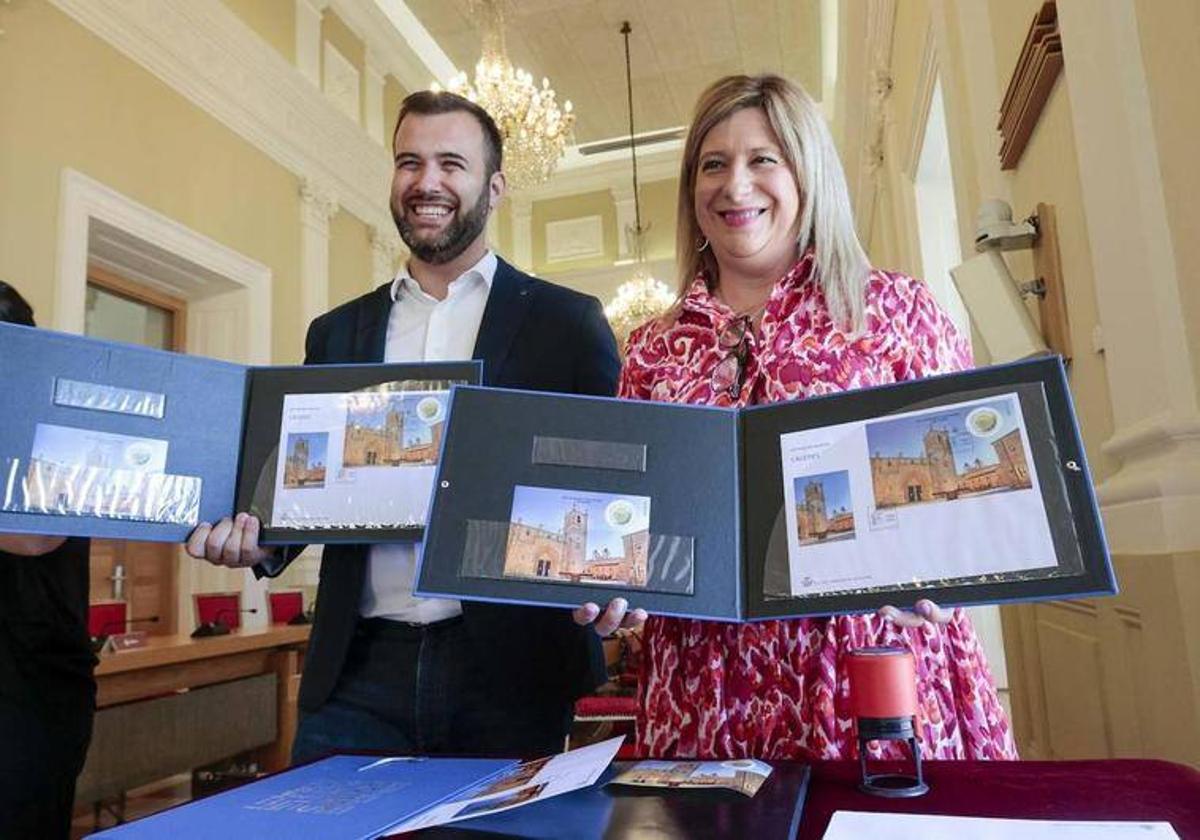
xmin=799 ymin=759 xmax=1200 ymax=839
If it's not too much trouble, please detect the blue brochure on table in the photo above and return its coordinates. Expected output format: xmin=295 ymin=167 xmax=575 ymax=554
xmin=91 ymin=755 xmax=512 ymax=839
xmin=92 ymin=737 xmax=624 ymax=839
xmin=0 ymin=322 xmax=479 ymax=544
xmin=417 ymin=356 xmax=1115 ymax=621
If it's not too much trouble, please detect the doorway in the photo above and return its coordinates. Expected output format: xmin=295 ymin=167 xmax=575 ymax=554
xmin=84 ymin=267 xmax=187 ymax=636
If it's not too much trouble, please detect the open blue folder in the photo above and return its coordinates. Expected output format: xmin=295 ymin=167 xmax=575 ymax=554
xmin=418 ymin=356 xmax=1115 ymax=621
xmin=91 ymin=755 xmax=515 ymax=839
xmin=0 ymin=322 xmax=479 ymax=544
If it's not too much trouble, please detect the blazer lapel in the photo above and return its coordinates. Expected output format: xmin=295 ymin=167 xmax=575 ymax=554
xmin=353 ymin=283 xmax=393 ymax=362
xmin=472 ymin=257 xmax=533 ymax=384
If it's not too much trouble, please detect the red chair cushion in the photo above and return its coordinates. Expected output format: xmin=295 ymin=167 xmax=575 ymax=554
xmin=574 ymin=695 xmax=638 ymax=719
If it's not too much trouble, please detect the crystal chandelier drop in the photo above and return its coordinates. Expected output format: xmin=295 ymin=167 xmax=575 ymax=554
xmin=603 ymin=21 xmax=674 ymax=347
xmin=437 ymin=0 xmax=574 ymax=190
xmin=604 ymin=273 xmax=675 ymax=344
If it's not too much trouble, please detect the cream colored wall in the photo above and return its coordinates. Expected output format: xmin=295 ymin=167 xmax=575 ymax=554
xmin=869 ymin=0 xmax=1117 ymax=480
xmin=1003 ymin=83 xmax=1116 ymax=480
xmin=640 ymin=178 xmax=680 ymax=262
xmin=531 ymin=178 xmax=679 ymax=283
xmin=532 ymin=191 xmax=617 ymax=274
xmin=986 ymin=0 xmax=1115 ymax=481
xmin=0 ymin=2 xmax=305 ymax=362
xmin=493 ymin=200 xmax=514 ymax=260
xmin=1134 ymin=0 xmax=1200 ymax=396
xmin=868 ymin=0 xmax=1200 ymax=764
xmin=322 ymin=8 xmax=366 ymax=74
xmin=329 ymin=210 xmax=375 ymax=306
xmin=221 ymin=0 xmax=295 ymax=63
xmin=384 ymin=75 xmax=409 ymax=143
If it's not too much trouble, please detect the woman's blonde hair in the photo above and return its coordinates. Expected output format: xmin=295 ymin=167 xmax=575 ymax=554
xmin=675 ymin=74 xmax=870 ymax=331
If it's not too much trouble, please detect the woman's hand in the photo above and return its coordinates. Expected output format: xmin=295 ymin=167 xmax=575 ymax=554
xmin=877 ymin=598 xmax=953 ymax=628
xmin=573 ymin=598 xmax=648 ymax=636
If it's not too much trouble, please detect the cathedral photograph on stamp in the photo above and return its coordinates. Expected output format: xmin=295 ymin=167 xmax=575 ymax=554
xmin=502 ymin=485 xmax=652 ymax=589
xmin=792 ymin=470 xmax=856 ymax=546
xmin=341 ymin=391 xmax=447 ymax=469
xmin=865 ymin=397 xmax=1033 ymax=511
xmin=282 ymin=431 xmax=327 ymax=489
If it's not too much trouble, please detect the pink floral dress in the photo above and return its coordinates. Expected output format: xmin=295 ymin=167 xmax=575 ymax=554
xmin=619 ymin=253 xmax=1018 ymax=761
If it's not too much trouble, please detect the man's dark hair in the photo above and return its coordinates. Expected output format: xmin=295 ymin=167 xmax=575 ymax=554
xmin=0 ymin=281 xmax=35 ymax=327
xmin=393 ymin=91 xmax=504 ymax=178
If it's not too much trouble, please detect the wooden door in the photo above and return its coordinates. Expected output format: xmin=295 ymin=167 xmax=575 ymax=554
xmin=84 ymin=267 xmax=187 ymax=635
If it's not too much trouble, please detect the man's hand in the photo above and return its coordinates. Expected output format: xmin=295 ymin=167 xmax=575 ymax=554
xmin=572 ymin=598 xmax=648 ymax=637
xmin=185 ymin=513 xmax=275 ymax=569
xmin=877 ymin=598 xmax=953 ymax=628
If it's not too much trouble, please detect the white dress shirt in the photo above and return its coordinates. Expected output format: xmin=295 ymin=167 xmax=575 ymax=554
xmin=359 ymin=250 xmax=496 ymax=623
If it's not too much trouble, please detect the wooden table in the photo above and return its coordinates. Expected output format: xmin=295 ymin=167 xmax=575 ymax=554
xmin=78 ymin=625 xmax=309 ymax=807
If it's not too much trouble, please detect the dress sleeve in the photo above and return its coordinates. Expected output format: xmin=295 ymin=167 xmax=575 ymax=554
xmin=890 ymin=274 xmax=974 ymax=380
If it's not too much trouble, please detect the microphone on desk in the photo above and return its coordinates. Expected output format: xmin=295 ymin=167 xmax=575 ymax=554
xmin=286 ymin=609 xmax=312 ymax=626
xmin=191 ymin=607 xmax=259 ymax=639
xmin=90 ymin=615 xmax=160 ymax=653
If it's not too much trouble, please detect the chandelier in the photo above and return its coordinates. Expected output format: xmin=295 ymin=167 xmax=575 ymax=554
xmin=603 ymin=21 xmax=675 ymax=346
xmin=437 ymin=0 xmax=574 ymax=190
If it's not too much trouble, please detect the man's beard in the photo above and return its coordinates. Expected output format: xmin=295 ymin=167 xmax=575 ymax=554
xmin=392 ymin=189 xmax=491 ymax=265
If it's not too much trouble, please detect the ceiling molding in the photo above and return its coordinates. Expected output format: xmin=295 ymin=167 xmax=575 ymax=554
xmin=522 ymin=144 xmax=683 ymax=202
xmin=48 ymin=0 xmax=687 ymax=238
xmin=49 ymin=0 xmax=396 ymax=237
xmin=330 ymin=0 xmax=456 ymax=90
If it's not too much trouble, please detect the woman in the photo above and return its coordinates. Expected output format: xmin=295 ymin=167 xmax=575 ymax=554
xmin=0 ymin=282 xmax=97 ymax=838
xmin=618 ymin=76 xmax=1016 ymax=761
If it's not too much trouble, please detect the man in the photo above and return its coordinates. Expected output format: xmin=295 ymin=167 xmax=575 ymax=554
xmin=188 ymin=92 xmax=644 ymax=760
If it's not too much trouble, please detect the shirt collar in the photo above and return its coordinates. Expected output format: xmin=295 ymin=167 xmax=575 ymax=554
xmin=389 ymin=250 xmax=497 ymax=303
xmin=680 ymin=249 xmax=816 ymax=323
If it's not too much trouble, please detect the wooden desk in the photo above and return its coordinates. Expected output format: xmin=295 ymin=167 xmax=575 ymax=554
xmin=78 ymin=625 xmax=308 ymax=805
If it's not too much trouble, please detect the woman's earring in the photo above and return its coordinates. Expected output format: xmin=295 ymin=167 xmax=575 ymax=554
xmin=696 ymin=236 xmax=710 ymax=253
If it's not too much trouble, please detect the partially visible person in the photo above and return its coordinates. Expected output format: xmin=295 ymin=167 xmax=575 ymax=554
xmin=615 ymin=75 xmax=1016 ymax=761
xmin=0 ymin=281 xmax=96 ymax=839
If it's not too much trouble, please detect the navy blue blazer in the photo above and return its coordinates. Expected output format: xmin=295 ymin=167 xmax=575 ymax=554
xmin=274 ymin=257 xmax=620 ymax=729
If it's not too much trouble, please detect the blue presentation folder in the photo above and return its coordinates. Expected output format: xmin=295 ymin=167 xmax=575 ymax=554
xmin=418 ymin=356 xmax=1115 ymax=621
xmin=0 ymin=322 xmax=479 ymax=544
xmin=90 ymin=754 xmax=515 ymax=839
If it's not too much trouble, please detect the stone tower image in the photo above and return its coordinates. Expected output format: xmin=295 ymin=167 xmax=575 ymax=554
xmin=623 ymin=530 xmax=650 ymax=587
xmin=385 ymin=405 xmax=404 ymax=462
xmin=562 ymin=504 xmax=587 ymax=577
xmin=924 ymin=427 xmax=958 ymax=498
xmin=804 ymin=480 xmax=828 ymax=533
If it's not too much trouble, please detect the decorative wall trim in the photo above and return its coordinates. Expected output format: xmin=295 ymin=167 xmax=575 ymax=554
xmin=55 ymin=168 xmax=272 ymax=364
xmin=1057 ymin=0 xmax=1199 ymax=554
xmin=298 ymin=177 xmax=339 ymax=331
xmin=322 ymin=41 xmax=361 ymax=125
xmin=47 ymin=0 xmax=678 ymax=238
xmin=848 ymin=0 xmax=897 ymax=244
xmin=1095 ymin=411 xmax=1200 ymax=554
xmin=528 ymin=144 xmax=682 ymax=202
xmin=509 ymin=195 xmax=533 ymax=272
xmin=369 ymin=224 xmax=403 ymax=288
xmin=329 ymin=0 xmax=456 ymax=90
xmin=545 ymin=216 xmax=605 ymax=263
xmin=49 ymin=0 xmax=394 ymax=234
xmin=902 ymin=22 xmax=939 ymax=177
xmin=997 ymin=1 xmax=1062 ymax=170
